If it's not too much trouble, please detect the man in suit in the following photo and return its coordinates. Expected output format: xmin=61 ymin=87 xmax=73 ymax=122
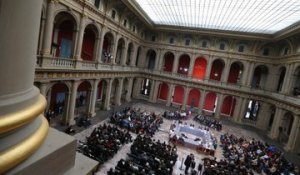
xmin=184 ymin=154 xmax=193 ymax=174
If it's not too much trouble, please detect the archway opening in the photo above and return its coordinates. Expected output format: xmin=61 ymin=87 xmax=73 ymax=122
xmin=81 ymin=24 xmax=97 ymax=61
xmin=187 ymin=88 xmax=200 ymax=108
xmin=177 ymin=54 xmax=190 ymax=75
xmin=101 ymin=32 xmax=114 ymax=63
xmin=163 ymin=52 xmax=174 ymax=72
xmin=204 ymin=92 xmax=217 ymax=113
xmin=52 ymin=12 xmax=76 ymax=58
xmin=158 ymin=82 xmax=169 ymax=100
xmin=228 ymin=62 xmax=243 ymax=84
xmin=192 ymin=57 xmax=207 ymax=80
xmin=221 ymin=96 xmax=236 ymax=117
xmin=210 ymin=59 xmax=224 ymax=81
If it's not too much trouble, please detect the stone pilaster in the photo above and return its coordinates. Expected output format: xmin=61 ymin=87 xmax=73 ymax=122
xmin=41 ymin=0 xmax=55 ymax=56
xmin=74 ymin=15 xmax=86 ymax=60
xmin=104 ymin=79 xmax=112 ymax=110
xmin=166 ymin=84 xmax=175 ymax=106
xmin=115 ymin=78 xmax=123 ymax=106
xmin=284 ymin=115 xmax=300 ymax=151
xmin=181 ymin=87 xmax=190 ymax=110
xmin=125 ymin=78 xmax=133 ymax=102
xmin=67 ymin=81 xmax=79 ymax=125
xmin=198 ymin=89 xmax=207 ymax=113
xmin=89 ymin=79 xmax=100 ymax=117
xmin=269 ymin=108 xmax=284 ymax=139
xmin=215 ymin=93 xmax=224 ymax=118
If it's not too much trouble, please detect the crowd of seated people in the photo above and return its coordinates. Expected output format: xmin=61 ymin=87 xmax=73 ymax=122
xmin=108 ymin=134 xmax=178 ymax=175
xmin=194 ymin=114 xmax=222 ymax=131
xmin=163 ymin=110 xmax=189 ymax=120
xmin=110 ymin=107 xmax=163 ymax=136
xmin=77 ymin=124 xmax=132 ymax=164
xmin=220 ymin=133 xmax=298 ymax=175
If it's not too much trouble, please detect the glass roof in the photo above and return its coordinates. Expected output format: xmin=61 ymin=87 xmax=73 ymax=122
xmin=134 ymin=0 xmax=300 ymax=34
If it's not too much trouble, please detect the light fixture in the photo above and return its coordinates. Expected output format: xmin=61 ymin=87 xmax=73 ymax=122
xmin=214 ymin=73 xmax=218 ymax=77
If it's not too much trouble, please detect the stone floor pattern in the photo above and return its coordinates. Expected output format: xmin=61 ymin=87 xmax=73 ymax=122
xmin=74 ymin=102 xmax=264 ymax=175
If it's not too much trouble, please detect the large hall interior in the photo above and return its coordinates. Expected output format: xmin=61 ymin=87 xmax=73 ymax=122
xmin=0 ymin=0 xmax=300 ymax=175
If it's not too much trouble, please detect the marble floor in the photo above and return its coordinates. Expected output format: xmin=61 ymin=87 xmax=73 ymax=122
xmin=74 ymin=102 xmax=266 ymax=175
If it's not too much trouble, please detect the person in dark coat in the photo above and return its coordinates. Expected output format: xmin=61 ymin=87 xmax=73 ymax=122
xmin=198 ymin=162 xmax=203 ymax=175
xmin=184 ymin=154 xmax=193 ymax=174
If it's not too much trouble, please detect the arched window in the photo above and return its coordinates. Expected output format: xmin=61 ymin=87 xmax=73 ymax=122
xmin=263 ymin=48 xmax=269 ymax=56
xmin=202 ymin=41 xmax=207 ymax=48
xmin=151 ymin=35 xmax=156 ymax=42
xmin=185 ymin=39 xmax=190 ymax=46
xmin=283 ymin=47 xmax=289 ymax=55
xmin=111 ymin=10 xmax=116 ymax=19
xmin=123 ymin=19 xmax=127 ymax=27
xmin=238 ymin=45 xmax=244 ymax=52
xmin=219 ymin=43 xmax=225 ymax=50
xmin=133 ymin=26 xmax=136 ymax=32
xmin=94 ymin=0 xmax=100 ymax=8
xmin=169 ymin=37 xmax=174 ymax=44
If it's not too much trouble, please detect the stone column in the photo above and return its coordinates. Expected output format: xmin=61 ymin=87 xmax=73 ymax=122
xmin=138 ymin=47 xmax=148 ymax=68
xmin=132 ymin=78 xmax=142 ymax=98
xmin=130 ymin=44 xmax=138 ymax=66
xmin=89 ymin=79 xmax=100 ymax=117
xmin=198 ymin=89 xmax=207 ymax=113
xmin=236 ymin=98 xmax=248 ymax=123
xmin=215 ymin=93 xmax=224 ymax=118
xmin=67 ymin=81 xmax=79 ymax=125
xmin=148 ymin=80 xmax=156 ymax=102
xmin=256 ymin=102 xmax=271 ymax=129
xmin=181 ymin=87 xmax=190 ymax=110
xmin=232 ymin=97 xmax=242 ymax=122
xmin=125 ymin=78 xmax=133 ymax=102
xmin=39 ymin=82 xmax=49 ymax=97
xmin=282 ymin=64 xmax=296 ymax=94
xmin=93 ymin=37 xmax=101 ymax=62
xmin=285 ymin=115 xmax=299 ymax=151
xmin=149 ymin=80 xmax=161 ymax=103
xmin=172 ymin=52 xmax=180 ymax=73
xmin=265 ymin=66 xmax=279 ymax=92
xmin=0 ymin=0 xmax=48 ymax=173
xmin=104 ymin=79 xmax=112 ymax=110
xmin=74 ymin=15 xmax=86 ymax=60
xmin=221 ymin=59 xmax=231 ymax=83
xmin=166 ymin=84 xmax=175 ymax=106
xmin=240 ymin=61 xmax=250 ymax=85
xmin=158 ymin=49 xmax=165 ymax=71
xmin=115 ymin=78 xmax=123 ymax=106
xmin=205 ymin=57 xmax=213 ymax=80
xmin=111 ymin=34 xmax=119 ymax=64
xmin=246 ymin=62 xmax=255 ymax=86
xmin=120 ymin=42 xmax=128 ymax=65
xmin=97 ymin=28 xmax=106 ymax=63
xmin=269 ymin=108 xmax=284 ymax=139
xmin=188 ymin=57 xmax=195 ymax=77
xmin=41 ymin=0 xmax=55 ymax=56
xmin=154 ymin=49 xmax=162 ymax=70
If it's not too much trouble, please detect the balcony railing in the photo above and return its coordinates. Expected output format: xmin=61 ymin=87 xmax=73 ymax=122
xmin=35 ymin=56 xmax=300 ymax=108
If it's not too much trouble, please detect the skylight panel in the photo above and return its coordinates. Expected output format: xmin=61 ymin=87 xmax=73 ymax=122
xmin=134 ymin=0 xmax=300 ymax=34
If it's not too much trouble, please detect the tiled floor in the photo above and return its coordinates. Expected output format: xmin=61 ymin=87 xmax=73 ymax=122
xmin=72 ymin=102 xmax=272 ymax=175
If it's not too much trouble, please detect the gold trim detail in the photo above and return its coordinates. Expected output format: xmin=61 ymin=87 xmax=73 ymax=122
xmin=0 ymin=116 xmax=49 ymax=174
xmin=0 ymin=95 xmax=46 ymax=134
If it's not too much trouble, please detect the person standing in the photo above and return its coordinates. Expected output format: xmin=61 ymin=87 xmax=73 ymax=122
xmin=184 ymin=154 xmax=193 ymax=174
xmin=198 ymin=162 xmax=203 ymax=175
